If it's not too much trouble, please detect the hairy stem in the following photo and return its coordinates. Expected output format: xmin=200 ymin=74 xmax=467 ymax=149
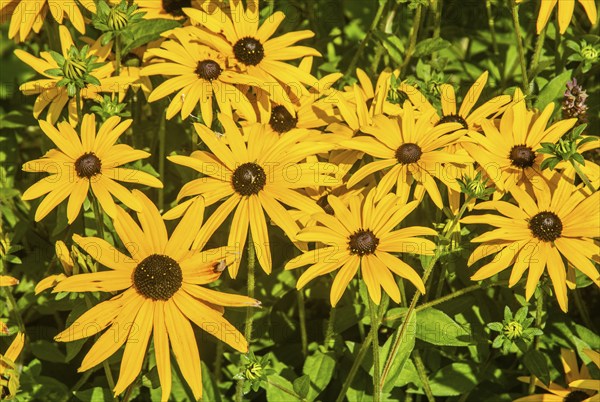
xmin=400 ymin=4 xmax=424 ymax=76
xmin=511 ymin=0 xmax=530 ymax=93
xmin=528 ymin=287 xmax=545 ymax=394
xmin=369 ymin=297 xmax=381 ymax=401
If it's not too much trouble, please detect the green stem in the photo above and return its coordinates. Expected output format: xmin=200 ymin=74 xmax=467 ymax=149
xmin=511 ymin=0 xmax=530 ymax=93
xmin=76 ymin=91 xmax=83 ymax=127
xmin=413 ymin=350 xmax=434 ymax=402
xmin=236 ymin=231 xmax=256 ymax=402
xmin=485 ymin=0 xmax=499 ymax=54
xmin=528 ymin=288 xmax=545 ymax=394
xmin=214 ymin=341 xmax=224 ymax=382
xmin=528 ymin=21 xmax=547 ymax=80
xmin=379 ymin=197 xmax=473 ymax=388
xmin=369 ymin=298 xmax=381 ymax=402
xmin=324 ymin=306 xmax=337 ymax=349
xmin=297 ymin=288 xmax=308 ymax=358
xmin=158 ymin=110 xmax=166 ymax=210
xmin=344 ymin=0 xmax=387 ymax=78
xmin=91 ymin=194 xmax=105 ymax=240
xmin=334 ymin=330 xmax=374 ymax=402
xmin=400 ymin=4 xmax=423 ymax=76
xmin=115 ymin=36 xmax=122 ymax=76
xmin=571 ymin=161 xmax=596 ymax=192
xmin=573 ymin=288 xmax=595 ymax=331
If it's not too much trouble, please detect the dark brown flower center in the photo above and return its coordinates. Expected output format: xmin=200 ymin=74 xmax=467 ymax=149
xmin=529 ymin=211 xmax=562 ymax=242
xmin=509 ymin=145 xmax=536 ymax=169
xmin=232 ymin=162 xmax=267 ymax=196
xmin=162 ymin=0 xmax=191 ymax=16
xmin=317 ymin=194 xmax=334 ymax=215
xmin=269 ymin=105 xmax=298 ymax=133
xmin=395 ymin=143 xmax=422 ymax=164
xmin=75 ymin=152 xmax=102 ymax=179
xmin=348 ymin=229 xmax=379 ymax=256
xmin=196 ymin=60 xmax=222 ymax=81
xmin=436 ymin=114 xmax=468 ymax=129
xmin=133 ymin=254 xmax=183 ymax=300
xmin=564 ymin=391 xmax=590 ymax=402
xmin=233 ymin=37 xmax=264 ymax=66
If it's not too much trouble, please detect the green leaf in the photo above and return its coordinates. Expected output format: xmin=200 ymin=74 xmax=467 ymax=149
xmin=429 ymin=363 xmax=479 ymax=396
xmin=302 ymin=350 xmax=336 ymax=401
xmin=413 ymin=38 xmax=452 ymax=58
xmin=487 ymin=322 xmax=503 ymax=332
xmin=201 ymin=362 xmax=222 ymax=402
xmin=293 ymin=375 xmax=310 ymax=400
xmin=534 ymin=70 xmax=572 ymax=110
xmin=380 ymin=311 xmax=416 ymax=393
xmin=416 ymin=308 xmax=472 ymax=346
xmin=266 ymin=375 xmax=302 ymax=402
xmin=373 ymin=31 xmax=404 ymax=64
xmin=75 ymin=387 xmax=113 ymax=402
xmin=523 ymin=349 xmax=550 ymax=385
xmin=121 ymin=19 xmax=181 ymax=54
xmin=30 ymin=340 xmax=66 ymax=363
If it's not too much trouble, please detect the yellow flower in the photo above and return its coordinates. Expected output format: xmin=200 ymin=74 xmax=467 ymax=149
xmin=462 ymin=101 xmax=577 ymax=194
xmin=514 ymin=348 xmax=599 ymax=401
xmin=343 ymin=102 xmax=470 ymax=209
xmin=531 ymin=0 xmax=598 ymax=34
xmin=142 ymin=26 xmax=258 ymax=123
xmin=0 ymin=0 xmax=96 ymax=42
xmin=184 ymin=0 xmax=321 ymax=112
xmin=285 ymin=189 xmax=436 ymax=305
xmin=164 ymin=113 xmax=338 ymax=277
xmin=462 ymin=178 xmax=600 ymax=312
xmin=53 ymin=192 xmax=257 ymax=400
xmin=0 ymin=332 xmax=25 ymax=399
xmin=14 ymin=25 xmax=127 ymax=125
xmin=22 ymin=114 xmax=163 ymax=223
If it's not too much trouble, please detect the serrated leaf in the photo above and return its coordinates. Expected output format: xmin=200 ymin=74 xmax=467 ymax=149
xmin=121 ymin=19 xmax=181 ymax=54
xmin=413 ymin=38 xmax=451 ymax=58
xmin=293 ymin=375 xmax=310 ymax=399
xmin=523 ymin=350 xmax=550 ymax=385
xmin=416 ymin=308 xmax=471 ymax=346
xmin=534 ymin=70 xmax=572 ymax=110
xmin=266 ymin=375 xmax=302 ymax=402
xmin=302 ymin=351 xmax=336 ymax=401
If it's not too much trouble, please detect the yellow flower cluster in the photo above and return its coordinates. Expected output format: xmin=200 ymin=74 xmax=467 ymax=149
xmin=2 ymin=0 xmax=598 ymax=400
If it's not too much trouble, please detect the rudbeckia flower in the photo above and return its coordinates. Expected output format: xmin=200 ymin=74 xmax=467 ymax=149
xmin=343 ymin=102 xmax=470 ymax=209
xmin=529 ymin=0 xmax=598 ymax=34
xmin=134 ymin=0 xmax=205 ymax=20
xmin=22 ymin=114 xmax=163 ymax=223
xmin=164 ymin=113 xmax=338 ymax=277
xmin=184 ymin=0 xmax=321 ymax=112
xmin=285 ymin=189 xmax=437 ymax=305
xmin=463 ymin=100 xmax=577 ymax=193
xmin=142 ymin=26 xmax=257 ymax=123
xmin=53 ymin=192 xmax=257 ymax=400
xmin=514 ymin=348 xmax=599 ymax=401
xmin=461 ymin=178 xmax=600 ymax=312
xmin=0 ymin=0 xmax=96 ymax=42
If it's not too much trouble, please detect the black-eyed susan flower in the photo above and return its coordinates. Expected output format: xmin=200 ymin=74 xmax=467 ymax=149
xmin=142 ymin=26 xmax=257 ymax=123
xmin=462 ymin=100 xmax=578 ymax=194
xmin=0 ymin=332 xmax=24 ymax=399
xmin=526 ymin=0 xmax=598 ymax=34
xmin=0 ymin=276 xmax=18 ymax=287
xmin=401 ymin=71 xmax=512 ymax=131
xmin=164 ymin=113 xmax=338 ymax=277
xmin=184 ymin=0 xmax=321 ymax=112
xmin=53 ymin=192 xmax=257 ymax=400
xmin=14 ymin=26 xmax=127 ymax=125
xmin=285 ymin=190 xmax=436 ymax=306
xmin=514 ymin=348 xmax=599 ymax=401
xmin=461 ymin=178 xmax=600 ymax=312
xmin=343 ymin=102 xmax=470 ymax=209
xmin=22 ymin=114 xmax=162 ymax=223
xmin=0 ymin=0 xmax=95 ymax=42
